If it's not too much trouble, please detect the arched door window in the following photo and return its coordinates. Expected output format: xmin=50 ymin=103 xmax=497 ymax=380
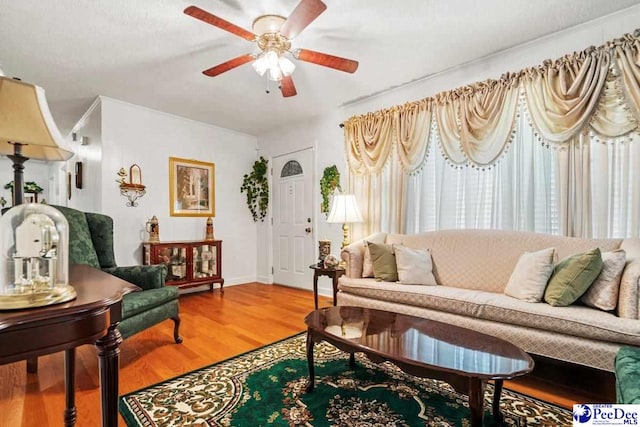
xmin=280 ymin=160 xmax=303 ymax=178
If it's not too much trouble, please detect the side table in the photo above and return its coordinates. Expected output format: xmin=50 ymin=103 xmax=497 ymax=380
xmin=0 ymin=264 xmax=139 ymax=427
xmin=309 ymin=264 xmax=345 ymax=309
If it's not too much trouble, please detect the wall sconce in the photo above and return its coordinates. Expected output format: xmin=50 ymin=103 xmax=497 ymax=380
xmin=118 ymin=164 xmax=146 ymax=207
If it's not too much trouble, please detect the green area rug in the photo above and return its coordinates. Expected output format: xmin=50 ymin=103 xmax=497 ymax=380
xmin=119 ymin=333 xmax=572 ymax=426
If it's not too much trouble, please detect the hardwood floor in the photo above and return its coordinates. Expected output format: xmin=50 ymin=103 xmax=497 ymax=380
xmin=0 ymin=283 xmax=614 ymax=426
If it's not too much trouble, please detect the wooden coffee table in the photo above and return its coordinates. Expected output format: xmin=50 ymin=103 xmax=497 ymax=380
xmin=305 ymin=306 xmax=534 ymax=426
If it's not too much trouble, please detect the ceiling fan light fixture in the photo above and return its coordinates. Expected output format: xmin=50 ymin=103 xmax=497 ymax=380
xmin=279 ymin=56 xmax=295 ymax=76
xmin=252 ymin=55 xmax=269 ymax=76
xmin=268 ymin=65 xmax=283 ymax=82
xmin=253 ymin=50 xmax=294 ymax=82
xmin=265 ymin=50 xmax=279 ymax=68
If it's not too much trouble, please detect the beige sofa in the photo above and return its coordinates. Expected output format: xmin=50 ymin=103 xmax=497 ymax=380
xmin=337 ymin=229 xmax=640 ymax=372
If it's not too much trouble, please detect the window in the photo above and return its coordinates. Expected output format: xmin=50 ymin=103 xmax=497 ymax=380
xmin=280 ymin=160 xmax=303 ymax=178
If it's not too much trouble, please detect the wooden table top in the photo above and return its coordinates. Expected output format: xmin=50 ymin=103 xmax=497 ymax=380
xmin=0 ymin=264 xmax=139 ymax=331
xmin=305 ymin=306 xmax=534 ymax=380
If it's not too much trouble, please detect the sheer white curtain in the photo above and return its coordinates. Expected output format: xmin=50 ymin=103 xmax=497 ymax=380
xmin=590 ymin=133 xmax=640 ymax=238
xmin=403 ymin=111 xmax=640 ymax=237
xmin=405 ymin=106 xmax=558 ymax=235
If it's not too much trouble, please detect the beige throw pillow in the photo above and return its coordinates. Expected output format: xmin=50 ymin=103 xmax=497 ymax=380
xmin=393 ymin=244 xmax=437 ymax=286
xmin=362 ymin=244 xmax=374 ymax=278
xmin=580 ymin=249 xmax=626 ymax=311
xmin=504 ymin=247 xmax=556 ymax=302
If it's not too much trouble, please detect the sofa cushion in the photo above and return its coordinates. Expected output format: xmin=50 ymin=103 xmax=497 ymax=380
xmin=394 ymin=244 xmax=437 ymax=285
xmin=544 ymin=248 xmax=603 ymax=307
xmin=581 ymin=250 xmax=626 ymax=312
xmin=339 ymin=277 xmax=493 ymax=318
xmin=385 ymin=230 xmax=622 ymax=293
xmin=367 ymin=241 xmax=398 ymax=282
xmin=338 ymin=277 xmax=640 ymax=346
xmin=503 ymin=247 xmax=556 ymax=302
xmin=123 ymin=286 xmax=179 ymax=319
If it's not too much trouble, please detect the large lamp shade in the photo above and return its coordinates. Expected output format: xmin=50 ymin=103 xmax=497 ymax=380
xmin=326 ymin=194 xmax=363 ymax=249
xmin=0 ymin=77 xmax=74 ymax=204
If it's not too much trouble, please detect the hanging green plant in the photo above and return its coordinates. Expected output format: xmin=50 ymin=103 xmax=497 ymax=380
xmin=320 ymin=165 xmax=341 ymax=215
xmin=240 ymin=156 xmax=269 ymax=222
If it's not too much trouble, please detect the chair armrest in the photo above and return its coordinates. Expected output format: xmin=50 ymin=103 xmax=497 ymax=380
xmin=103 ymin=265 xmax=167 ymax=291
xmin=341 ymin=239 xmax=364 ymax=278
xmin=341 ymin=232 xmax=387 ymax=278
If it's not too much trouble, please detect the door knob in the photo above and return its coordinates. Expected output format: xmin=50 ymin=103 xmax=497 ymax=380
xmin=305 ymin=227 xmax=312 ymax=234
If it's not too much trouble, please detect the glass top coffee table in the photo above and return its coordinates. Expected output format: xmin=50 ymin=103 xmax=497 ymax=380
xmin=304 ymin=306 xmax=534 ymax=426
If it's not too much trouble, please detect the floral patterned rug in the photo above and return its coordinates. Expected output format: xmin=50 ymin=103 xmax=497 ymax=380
xmin=119 ymin=333 xmax=572 ymax=426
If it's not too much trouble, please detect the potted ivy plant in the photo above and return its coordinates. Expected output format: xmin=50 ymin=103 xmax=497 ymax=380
xmin=320 ymin=165 xmax=341 ymax=215
xmin=240 ymin=157 xmax=269 ymax=222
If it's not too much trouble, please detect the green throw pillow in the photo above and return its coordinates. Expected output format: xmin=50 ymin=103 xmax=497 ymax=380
xmin=367 ymin=241 xmax=398 ymax=282
xmin=544 ymin=248 xmax=603 ymax=307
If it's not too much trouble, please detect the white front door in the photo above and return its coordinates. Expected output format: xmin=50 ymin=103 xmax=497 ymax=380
xmin=272 ymin=149 xmax=314 ymax=289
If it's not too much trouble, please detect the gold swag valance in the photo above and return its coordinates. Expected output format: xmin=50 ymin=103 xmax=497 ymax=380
xmin=343 ymin=29 xmax=640 ymax=176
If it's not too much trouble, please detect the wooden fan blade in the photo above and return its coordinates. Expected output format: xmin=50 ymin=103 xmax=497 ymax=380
xmin=295 ymin=49 xmax=359 ymax=73
xmin=280 ymin=75 xmax=297 ymax=97
xmin=280 ymin=0 xmax=327 ymax=39
xmin=184 ymin=6 xmax=255 ymax=41
xmin=203 ymin=54 xmax=254 ymax=77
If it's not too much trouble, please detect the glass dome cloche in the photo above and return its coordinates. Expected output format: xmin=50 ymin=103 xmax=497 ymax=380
xmin=0 ymin=203 xmax=75 ymax=309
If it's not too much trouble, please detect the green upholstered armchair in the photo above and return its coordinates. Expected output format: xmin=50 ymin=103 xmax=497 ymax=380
xmin=615 ymin=346 xmax=640 ymax=404
xmin=53 ymin=206 xmax=182 ymax=343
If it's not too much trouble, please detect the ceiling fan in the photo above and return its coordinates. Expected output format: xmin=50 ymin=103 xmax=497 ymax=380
xmin=184 ymin=0 xmax=359 ymax=97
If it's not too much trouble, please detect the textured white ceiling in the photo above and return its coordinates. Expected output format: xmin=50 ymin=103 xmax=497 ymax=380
xmin=0 ymin=0 xmax=639 ymax=136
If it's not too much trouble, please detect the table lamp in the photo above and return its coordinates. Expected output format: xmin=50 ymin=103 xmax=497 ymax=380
xmin=326 ymin=194 xmax=363 ymax=249
xmin=0 ymin=76 xmax=76 ymax=310
xmin=0 ymin=76 xmax=74 ymax=205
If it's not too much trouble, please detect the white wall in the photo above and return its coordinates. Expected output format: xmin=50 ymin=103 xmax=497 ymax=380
xmin=61 ymin=99 xmax=103 ymax=212
xmin=66 ymin=97 xmax=259 ymax=287
xmin=256 ymin=5 xmax=640 ymax=289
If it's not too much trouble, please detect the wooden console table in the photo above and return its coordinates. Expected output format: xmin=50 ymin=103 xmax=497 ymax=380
xmin=0 ymin=264 xmax=139 ymax=427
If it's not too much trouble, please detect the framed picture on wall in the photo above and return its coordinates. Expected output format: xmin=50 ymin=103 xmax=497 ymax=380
xmin=169 ymin=157 xmax=215 ymax=217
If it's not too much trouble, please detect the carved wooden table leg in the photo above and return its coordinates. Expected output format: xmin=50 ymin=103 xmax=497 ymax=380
xmin=306 ymin=330 xmax=315 ymax=392
xmin=95 ymin=324 xmax=123 ymax=427
xmin=492 ymin=379 xmax=504 ymax=424
xmin=349 ymin=353 xmax=355 ymax=368
xmin=332 ymin=274 xmax=339 ymax=306
xmin=26 ymin=357 xmax=38 ymax=373
xmin=312 ymin=272 xmax=319 ymax=309
xmin=64 ymin=349 xmax=77 ymax=427
xmin=468 ymin=378 xmax=486 ymax=427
